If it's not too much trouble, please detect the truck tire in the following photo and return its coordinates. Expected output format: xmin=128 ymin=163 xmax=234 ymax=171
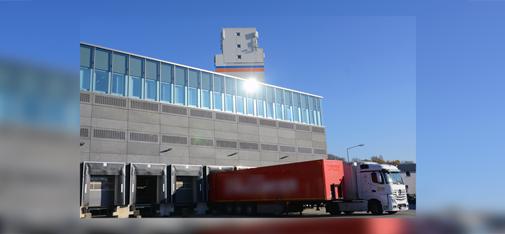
xmin=245 ymin=204 xmax=256 ymax=216
xmin=326 ymin=204 xmax=341 ymax=216
xmin=369 ymin=200 xmax=383 ymax=215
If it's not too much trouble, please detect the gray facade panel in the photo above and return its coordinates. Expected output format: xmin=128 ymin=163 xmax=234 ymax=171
xmin=81 ymin=92 xmax=327 ymax=167
xmin=80 ymin=103 xmax=92 ymax=117
xmin=93 ymin=105 xmax=128 ymax=121
xmin=92 ymin=118 xmax=127 ymax=130
xmin=127 ymin=142 xmax=160 ymax=156
xmin=189 ymin=118 xmax=214 ymax=130
xmin=90 ymin=153 xmax=126 ymax=162
xmin=129 ymin=110 xmax=159 ymax=124
xmin=160 ymin=114 xmax=189 ymax=127
xmin=90 ymin=140 xmax=127 ymax=154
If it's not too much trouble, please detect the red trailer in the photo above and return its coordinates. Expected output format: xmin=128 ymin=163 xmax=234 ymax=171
xmin=208 ymin=160 xmax=344 ymax=215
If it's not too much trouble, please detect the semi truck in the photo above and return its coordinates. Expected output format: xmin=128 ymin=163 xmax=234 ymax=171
xmin=80 ymin=159 xmax=408 ymax=217
xmin=208 ymin=159 xmax=409 ymax=215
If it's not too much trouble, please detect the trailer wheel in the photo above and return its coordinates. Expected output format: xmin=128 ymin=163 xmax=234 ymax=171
xmin=244 ymin=204 xmax=256 ymax=216
xmin=369 ymin=200 xmax=383 ymax=215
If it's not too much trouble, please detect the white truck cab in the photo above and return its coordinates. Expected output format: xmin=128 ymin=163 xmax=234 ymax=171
xmin=354 ymin=162 xmax=409 ymax=214
xmin=327 ymin=161 xmax=409 ymax=215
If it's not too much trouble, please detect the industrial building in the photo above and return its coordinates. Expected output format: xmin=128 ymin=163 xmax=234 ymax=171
xmin=80 ymin=43 xmax=326 ymax=166
xmin=79 ymin=30 xmax=326 ymax=216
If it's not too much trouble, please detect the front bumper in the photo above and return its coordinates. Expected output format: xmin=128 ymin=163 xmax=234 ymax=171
xmin=387 ymin=195 xmax=409 ymax=211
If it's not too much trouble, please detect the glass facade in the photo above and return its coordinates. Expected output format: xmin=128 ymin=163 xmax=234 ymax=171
xmin=201 ymin=72 xmax=212 ymax=109
xmin=174 ymin=66 xmax=186 ymax=105
xmin=213 ymin=75 xmax=224 ymax=111
xmin=225 ymin=77 xmax=235 ymax=112
xmin=188 ymin=69 xmax=199 ymax=107
xmin=160 ymin=63 xmax=173 ymax=103
xmin=80 ymin=43 xmax=323 ymax=126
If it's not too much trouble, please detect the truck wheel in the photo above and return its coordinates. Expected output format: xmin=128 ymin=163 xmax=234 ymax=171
xmin=326 ymin=204 xmax=341 ymax=216
xmin=369 ymin=200 xmax=383 ymax=215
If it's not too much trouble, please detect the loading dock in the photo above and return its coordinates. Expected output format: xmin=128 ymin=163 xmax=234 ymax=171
xmin=168 ymin=164 xmax=204 ymax=215
xmin=80 ymin=162 xmax=126 ymax=217
xmin=127 ymin=163 xmax=167 ymax=217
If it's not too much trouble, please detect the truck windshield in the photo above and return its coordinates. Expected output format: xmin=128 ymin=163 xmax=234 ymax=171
xmin=384 ymin=171 xmax=404 ymax=185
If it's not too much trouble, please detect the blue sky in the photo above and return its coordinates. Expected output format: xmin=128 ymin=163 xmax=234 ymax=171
xmin=79 ymin=4 xmax=417 ymax=163
xmin=1 ymin=0 xmax=504 ymax=211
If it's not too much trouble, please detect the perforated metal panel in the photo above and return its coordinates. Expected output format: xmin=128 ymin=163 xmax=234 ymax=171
xmin=80 ymin=128 xmax=89 ymax=138
xmin=215 ymin=112 xmax=236 ymax=122
xmin=216 ymin=140 xmax=237 ymax=149
xmin=279 ymin=145 xmax=296 ymax=153
xmin=190 ymin=109 xmax=213 ymax=119
xmin=190 ymin=138 xmax=214 ymax=146
xmin=261 ymin=144 xmax=278 ymax=151
xmin=130 ymin=100 xmax=159 ymax=112
xmin=93 ymin=129 xmax=126 ymax=140
xmin=298 ymin=147 xmax=312 ymax=154
xmin=295 ymin=124 xmax=311 ymax=131
xmin=238 ymin=116 xmax=258 ymax=125
xmin=239 ymin=142 xmax=259 ymax=150
xmin=94 ymin=95 xmax=127 ymax=107
xmin=259 ymin=119 xmax=277 ymax=127
xmin=162 ymin=135 xmax=188 ymax=145
xmin=161 ymin=104 xmax=188 ymax=115
xmin=312 ymin=127 xmax=325 ymax=133
xmin=130 ymin=132 xmax=158 ymax=143
xmin=80 ymin=93 xmax=90 ymax=103
xmin=278 ymin=122 xmax=294 ymax=129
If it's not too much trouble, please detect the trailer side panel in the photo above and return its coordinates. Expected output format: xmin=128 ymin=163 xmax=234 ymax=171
xmin=209 ymin=160 xmax=344 ymax=203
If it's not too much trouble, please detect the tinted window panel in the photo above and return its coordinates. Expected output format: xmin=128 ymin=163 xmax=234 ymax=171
xmin=80 ymin=45 xmax=92 ymax=68
xmin=95 ymin=49 xmax=110 ymax=71
xmin=111 ymin=73 xmax=125 ymax=96
xmin=80 ymin=68 xmax=91 ymax=90
xmin=130 ymin=76 xmax=142 ymax=98
xmin=214 ymin=75 xmax=224 ymax=92
xmin=145 ymin=79 xmax=157 ymax=100
xmin=130 ymin=57 xmax=143 ymax=77
xmin=112 ymin=53 xmax=127 ymax=74
xmin=94 ymin=70 xmax=109 ymax=93
xmin=188 ymin=69 xmax=199 ymax=88
xmin=160 ymin=83 xmax=171 ymax=102
xmin=160 ymin=63 xmax=173 ymax=83
xmin=201 ymin=73 xmax=212 ymax=90
xmin=146 ymin=60 xmax=158 ymax=80
xmin=175 ymin=66 xmax=186 ymax=86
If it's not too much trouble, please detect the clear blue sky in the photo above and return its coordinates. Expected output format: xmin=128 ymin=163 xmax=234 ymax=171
xmin=79 ymin=2 xmax=417 ymax=163
xmin=1 ymin=0 xmax=504 ymax=211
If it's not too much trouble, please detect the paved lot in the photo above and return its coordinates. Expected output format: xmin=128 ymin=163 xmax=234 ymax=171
xmin=187 ymin=208 xmax=415 ymax=218
xmin=296 ymin=207 xmax=416 ymax=218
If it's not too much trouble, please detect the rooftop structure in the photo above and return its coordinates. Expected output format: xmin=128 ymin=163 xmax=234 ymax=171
xmin=214 ymin=28 xmax=265 ymax=82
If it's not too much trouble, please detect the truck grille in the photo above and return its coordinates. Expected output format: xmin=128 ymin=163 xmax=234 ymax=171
xmin=394 ymin=190 xmax=408 ymax=200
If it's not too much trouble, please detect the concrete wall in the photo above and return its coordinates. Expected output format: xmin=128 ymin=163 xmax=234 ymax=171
xmin=80 ymin=92 xmax=327 ymax=167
